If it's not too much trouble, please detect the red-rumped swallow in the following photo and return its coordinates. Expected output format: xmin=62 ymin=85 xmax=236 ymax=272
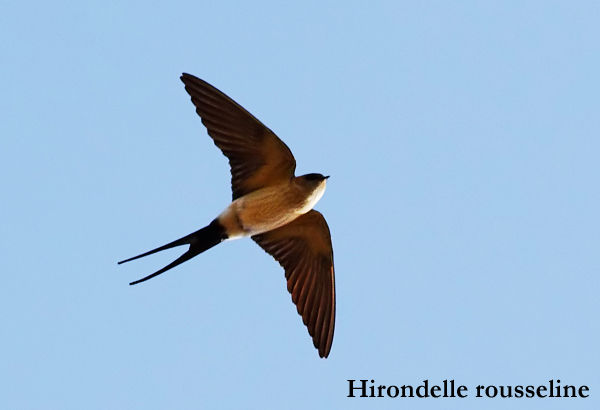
xmin=119 ymin=74 xmax=335 ymax=358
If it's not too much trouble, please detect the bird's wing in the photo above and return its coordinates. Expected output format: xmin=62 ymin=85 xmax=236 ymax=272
xmin=180 ymin=73 xmax=296 ymax=200
xmin=252 ymin=210 xmax=335 ymax=358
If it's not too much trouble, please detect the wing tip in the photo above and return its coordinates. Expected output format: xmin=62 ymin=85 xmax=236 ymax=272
xmin=318 ymin=340 xmax=332 ymax=358
xmin=180 ymin=72 xmax=202 ymax=86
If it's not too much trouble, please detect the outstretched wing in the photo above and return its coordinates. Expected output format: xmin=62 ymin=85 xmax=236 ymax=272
xmin=180 ymin=73 xmax=296 ymax=199
xmin=252 ymin=210 xmax=335 ymax=358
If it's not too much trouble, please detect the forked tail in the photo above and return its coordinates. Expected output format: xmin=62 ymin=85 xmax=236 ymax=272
xmin=119 ymin=219 xmax=227 ymax=285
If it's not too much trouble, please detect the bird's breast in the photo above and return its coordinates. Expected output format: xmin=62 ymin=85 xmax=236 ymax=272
xmin=218 ymin=182 xmax=325 ymax=238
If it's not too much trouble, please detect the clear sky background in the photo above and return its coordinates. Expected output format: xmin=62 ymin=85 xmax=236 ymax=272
xmin=2 ymin=1 xmax=598 ymax=409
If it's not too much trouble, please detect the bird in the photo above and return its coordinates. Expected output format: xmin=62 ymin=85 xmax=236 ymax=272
xmin=118 ymin=73 xmax=335 ymax=358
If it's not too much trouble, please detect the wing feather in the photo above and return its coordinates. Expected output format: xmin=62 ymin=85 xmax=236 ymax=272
xmin=180 ymin=73 xmax=296 ymax=199
xmin=252 ymin=210 xmax=335 ymax=358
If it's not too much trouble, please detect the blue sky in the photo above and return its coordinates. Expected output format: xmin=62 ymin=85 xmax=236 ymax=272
xmin=2 ymin=1 xmax=598 ymax=409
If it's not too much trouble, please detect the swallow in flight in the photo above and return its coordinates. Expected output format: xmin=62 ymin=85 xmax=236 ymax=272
xmin=119 ymin=73 xmax=335 ymax=358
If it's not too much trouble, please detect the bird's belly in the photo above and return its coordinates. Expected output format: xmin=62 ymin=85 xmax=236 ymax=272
xmin=218 ymin=185 xmax=315 ymax=238
xmin=237 ymin=191 xmax=304 ymax=235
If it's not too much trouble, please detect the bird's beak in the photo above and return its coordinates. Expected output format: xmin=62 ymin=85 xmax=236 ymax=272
xmin=324 ymin=175 xmax=330 ymax=179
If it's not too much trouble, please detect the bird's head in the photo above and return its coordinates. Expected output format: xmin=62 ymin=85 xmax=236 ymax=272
xmin=296 ymin=173 xmax=329 ymax=192
xmin=295 ymin=173 xmax=329 ymax=211
xmin=298 ymin=173 xmax=330 ymax=189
